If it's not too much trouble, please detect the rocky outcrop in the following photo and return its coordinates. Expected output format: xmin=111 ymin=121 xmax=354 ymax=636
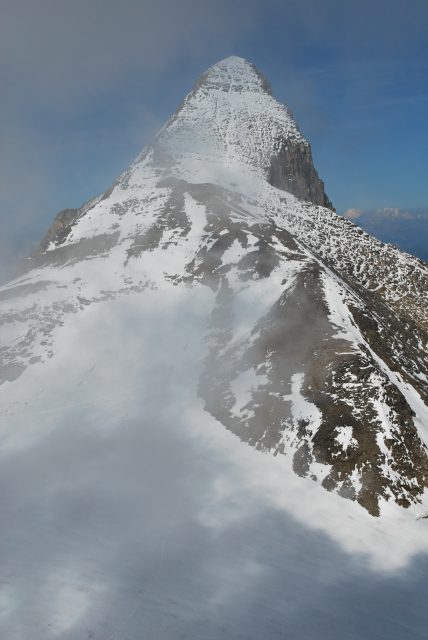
xmin=269 ymin=139 xmax=334 ymax=209
xmin=16 ymin=207 xmax=81 ymax=275
xmin=38 ymin=208 xmax=80 ymax=251
xmin=17 ymin=194 xmax=106 ymax=274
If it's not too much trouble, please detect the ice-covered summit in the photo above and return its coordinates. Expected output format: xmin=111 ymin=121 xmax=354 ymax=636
xmin=194 ymin=56 xmax=272 ymax=94
xmin=134 ymin=56 xmax=332 ymax=207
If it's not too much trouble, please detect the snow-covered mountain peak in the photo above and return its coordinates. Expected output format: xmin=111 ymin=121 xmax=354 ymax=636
xmin=194 ymin=56 xmax=272 ymax=95
xmin=3 ymin=55 xmax=428 ymax=637
xmin=126 ymin=57 xmax=332 ymax=207
xmin=2 ymin=56 xmax=428 ymax=528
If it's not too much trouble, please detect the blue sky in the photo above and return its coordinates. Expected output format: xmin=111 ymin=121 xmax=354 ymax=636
xmin=1 ymin=0 xmax=427 ymax=277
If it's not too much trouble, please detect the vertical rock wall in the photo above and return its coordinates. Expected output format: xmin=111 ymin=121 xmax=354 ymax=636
xmin=269 ymin=140 xmax=334 ymax=210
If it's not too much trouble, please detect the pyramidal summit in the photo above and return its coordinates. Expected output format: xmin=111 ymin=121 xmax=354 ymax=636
xmin=1 ymin=57 xmax=428 ymax=637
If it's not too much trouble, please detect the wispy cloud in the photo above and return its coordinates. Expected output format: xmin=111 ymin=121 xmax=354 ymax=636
xmin=375 ymin=207 xmax=427 ymax=220
xmin=343 ymin=207 xmax=428 ymax=222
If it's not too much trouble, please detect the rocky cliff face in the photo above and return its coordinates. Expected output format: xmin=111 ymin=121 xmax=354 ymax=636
xmin=269 ymin=140 xmax=334 ymax=209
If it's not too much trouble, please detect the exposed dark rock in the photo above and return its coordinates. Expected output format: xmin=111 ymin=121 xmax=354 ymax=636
xmin=195 ymin=206 xmax=428 ymax=516
xmin=38 ymin=208 xmax=81 ymax=251
xmin=269 ymin=139 xmax=334 ymax=209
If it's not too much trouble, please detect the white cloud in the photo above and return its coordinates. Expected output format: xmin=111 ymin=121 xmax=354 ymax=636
xmin=343 ymin=208 xmax=363 ymax=219
xmin=376 ymin=207 xmax=416 ymax=220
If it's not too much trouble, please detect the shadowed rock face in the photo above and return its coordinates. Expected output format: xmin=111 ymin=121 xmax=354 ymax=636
xmin=269 ymin=140 xmax=334 ymax=209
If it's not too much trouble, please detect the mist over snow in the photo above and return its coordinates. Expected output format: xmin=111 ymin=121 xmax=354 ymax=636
xmin=2 ymin=289 xmax=428 ymax=639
